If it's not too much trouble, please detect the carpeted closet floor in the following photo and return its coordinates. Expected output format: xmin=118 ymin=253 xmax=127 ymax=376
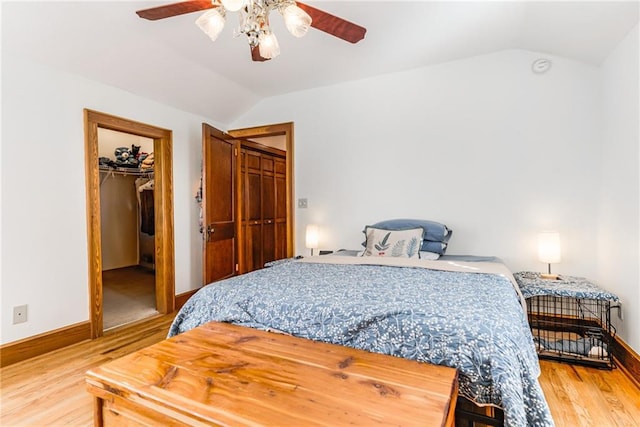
xmin=102 ymin=266 xmax=158 ymax=330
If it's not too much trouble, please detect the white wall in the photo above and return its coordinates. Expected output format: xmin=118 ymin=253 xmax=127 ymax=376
xmin=233 ymin=47 xmax=640 ymax=353
xmin=0 ymin=54 xmax=218 ymax=344
xmin=233 ymin=49 xmax=602 ymax=273
xmin=598 ymin=24 xmax=639 ymax=351
xmin=100 ymin=174 xmax=140 ymax=270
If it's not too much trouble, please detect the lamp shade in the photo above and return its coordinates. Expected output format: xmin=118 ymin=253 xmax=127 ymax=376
xmin=305 ymin=224 xmax=319 ymax=249
xmin=538 ymin=231 xmax=561 ymax=264
xmin=220 ymin=0 xmax=246 ymax=12
xmin=258 ymin=31 xmax=280 ymax=59
xmin=282 ymin=4 xmax=312 ymax=38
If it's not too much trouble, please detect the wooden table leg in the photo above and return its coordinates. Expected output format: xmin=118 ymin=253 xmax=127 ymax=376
xmin=92 ymin=396 xmax=104 ymax=427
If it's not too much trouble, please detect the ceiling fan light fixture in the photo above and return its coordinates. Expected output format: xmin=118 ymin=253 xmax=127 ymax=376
xmin=282 ymin=4 xmax=312 ymax=38
xmin=220 ymin=0 xmax=246 ymax=13
xmin=258 ymin=31 xmax=280 ymax=59
xmin=137 ymin=0 xmax=366 ymax=61
xmin=196 ymin=8 xmax=226 ymax=41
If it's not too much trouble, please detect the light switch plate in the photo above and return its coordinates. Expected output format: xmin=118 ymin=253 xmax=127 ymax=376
xmin=297 ymin=198 xmax=308 ymax=208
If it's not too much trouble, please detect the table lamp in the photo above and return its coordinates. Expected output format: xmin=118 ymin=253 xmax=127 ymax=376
xmin=305 ymin=224 xmax=319 ymax=256
xmin=538 ymin=231 xmax=561 ymax=280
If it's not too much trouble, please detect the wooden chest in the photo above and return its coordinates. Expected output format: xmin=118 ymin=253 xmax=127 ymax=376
xmin=86 ymin=321 xmax=458 ymax=426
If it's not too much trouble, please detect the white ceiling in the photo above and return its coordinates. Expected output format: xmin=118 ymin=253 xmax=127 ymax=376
xmin=2 ymin=1 xmax=638 ymax=123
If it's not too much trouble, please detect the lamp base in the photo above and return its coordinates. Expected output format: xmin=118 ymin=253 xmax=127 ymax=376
xmin=540 ymin=273 xmax=560 ymax=280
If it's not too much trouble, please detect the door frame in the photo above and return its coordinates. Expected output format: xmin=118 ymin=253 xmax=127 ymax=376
xmin=83 ymin=109 xmax=175 ymax=338
xmin=228 ymin=122 xmax=295 ymax=260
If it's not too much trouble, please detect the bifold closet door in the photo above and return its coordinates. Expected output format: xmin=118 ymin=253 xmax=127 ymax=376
xmin=261 ymin=155 xmax=276 ymax=265
xmin=274 ymin=158 xmax=287 ymax=260
xmin=241 ymin=148 xmax=286 ymax=273
xmin=242 ymin=150 xmax=263 ymax=272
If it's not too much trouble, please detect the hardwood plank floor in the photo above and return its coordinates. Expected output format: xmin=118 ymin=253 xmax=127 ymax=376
xmin=0 ymin=314 xmax=174 ymax=426
xmin=1 ymin=314 xmax=639 ymax=426
xmin=539 ymin=360 xmax=640 ymax=426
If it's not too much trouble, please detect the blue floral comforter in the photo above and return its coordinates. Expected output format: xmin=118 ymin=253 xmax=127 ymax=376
xmin=169 ymin=258 xmax=554 ymax=426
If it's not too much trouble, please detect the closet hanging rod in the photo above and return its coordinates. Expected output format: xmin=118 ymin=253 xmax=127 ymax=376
xmin=99 ymin=166 xmax=154 ymax=186
xmin=99 ymin=166 xmax=154 ymax=177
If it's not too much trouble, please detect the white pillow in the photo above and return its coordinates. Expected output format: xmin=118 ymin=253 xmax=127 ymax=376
xmin=362 ymin=227 xmax=422 ymax=258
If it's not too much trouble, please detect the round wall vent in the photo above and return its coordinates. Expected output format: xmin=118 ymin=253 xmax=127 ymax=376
xmin=532 ymin=58 xmax=552 ymax=74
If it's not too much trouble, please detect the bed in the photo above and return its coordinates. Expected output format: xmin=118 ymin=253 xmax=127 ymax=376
xmin=169 ymin=250 xmax=554 ymax=427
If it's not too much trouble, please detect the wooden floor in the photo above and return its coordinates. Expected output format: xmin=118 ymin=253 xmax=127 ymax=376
xmin=0 ymin=314 xmax=174 ymax=426
xmin=1 ymin=314 xmax=639 ymax=426
xmin=539 ymin=361 xmax=640 ymax=426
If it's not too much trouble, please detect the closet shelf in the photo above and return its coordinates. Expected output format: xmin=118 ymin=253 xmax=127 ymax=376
xmin=100 ymin=166 xmax=154 ymax=176
xmin=99 ymin=166 xmax=154 ymax=186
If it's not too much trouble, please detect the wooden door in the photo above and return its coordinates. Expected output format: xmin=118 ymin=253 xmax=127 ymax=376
xmin=261 ymin=154 xmax=276 ymax=265
xmin=239 ymin=144 xmax=286 ymax=274
xmin=202 ymin=124 xmax=239 ymax=285
xmin=228 ymin=122 xmax=295 ymax=272
xmin=274 ymin=158 xmax=287 ymax=260
xmin=242 ymin=149 xmax=263 ymax=272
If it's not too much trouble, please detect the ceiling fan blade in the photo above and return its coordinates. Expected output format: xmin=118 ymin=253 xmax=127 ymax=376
xmin=251 ymin=46 xmax=270 ymax=62
xmin=296 ymin=2 xmax=366 ymax=44
xmin=136 ymin=0 xmax=215 ymax=21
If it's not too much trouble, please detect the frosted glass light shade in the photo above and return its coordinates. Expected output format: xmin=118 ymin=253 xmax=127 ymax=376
xmin=305 ymin=224 xmax=319 ymax=249
xmin=282 ymin=4 xmax=312 ymax=38
xmin=538 ymin=232 xmax=561 ymax=264
xmin=221 ymin=0 xmax=246 ymax=12
xmin=196 ymin=9 xmax=226 ymax=41
xmin=258 ymin=32 xmax=280 ymax=59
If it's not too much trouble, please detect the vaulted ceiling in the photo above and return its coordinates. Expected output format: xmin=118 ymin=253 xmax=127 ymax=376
xmin=3 ymin=1 xmax=638 ymax=123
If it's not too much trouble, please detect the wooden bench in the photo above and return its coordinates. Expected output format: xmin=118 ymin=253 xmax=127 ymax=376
xmin=86 ymin=321 xmax=458 ymax=426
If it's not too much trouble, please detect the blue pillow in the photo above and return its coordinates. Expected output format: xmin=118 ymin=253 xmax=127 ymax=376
xmin=370 ymin=219 xmax=452 ymax=243
xmin=422 ymin=241 xmax=448 ymax=254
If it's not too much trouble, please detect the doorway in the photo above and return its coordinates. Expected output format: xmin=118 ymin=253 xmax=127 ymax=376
xmin=200 ymin=122 xmax=294 ymax=283
xmin=228 ymin=122 xmax=295 ymax=270
xmin=84 ymin=110 xmax=175 ymax=338
xmin=98 ymin=128 xmax=157 ymax=330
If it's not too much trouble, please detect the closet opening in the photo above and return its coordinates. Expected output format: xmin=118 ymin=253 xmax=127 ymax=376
xmin=239 ymin=136 xmax=288 ymax=274
xmin=84 ymin=109 xmax=175 ymax=339
xmin=98 ymin=128 xmax=157 ymax=330
xmin=227 ymin=123 xmax=295 ymax=273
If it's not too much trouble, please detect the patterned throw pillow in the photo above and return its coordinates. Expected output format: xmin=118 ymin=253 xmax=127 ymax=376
xmin=362 ymin=227 xmax=422 ymax=258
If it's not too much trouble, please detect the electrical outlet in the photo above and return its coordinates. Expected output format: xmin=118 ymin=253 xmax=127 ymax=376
xmin=297 ymin=198 xmax=308 ymax=209
xmin=13 ymin=305 xmax=28 ymax=324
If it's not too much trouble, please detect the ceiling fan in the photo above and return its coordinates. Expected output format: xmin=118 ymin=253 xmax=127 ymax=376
xmin=136 ymin=0 xmax=367 ymax=61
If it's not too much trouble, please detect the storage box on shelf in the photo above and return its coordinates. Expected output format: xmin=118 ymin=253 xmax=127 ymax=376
xmin=514 ymin=271 xmax=620 ymax=369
